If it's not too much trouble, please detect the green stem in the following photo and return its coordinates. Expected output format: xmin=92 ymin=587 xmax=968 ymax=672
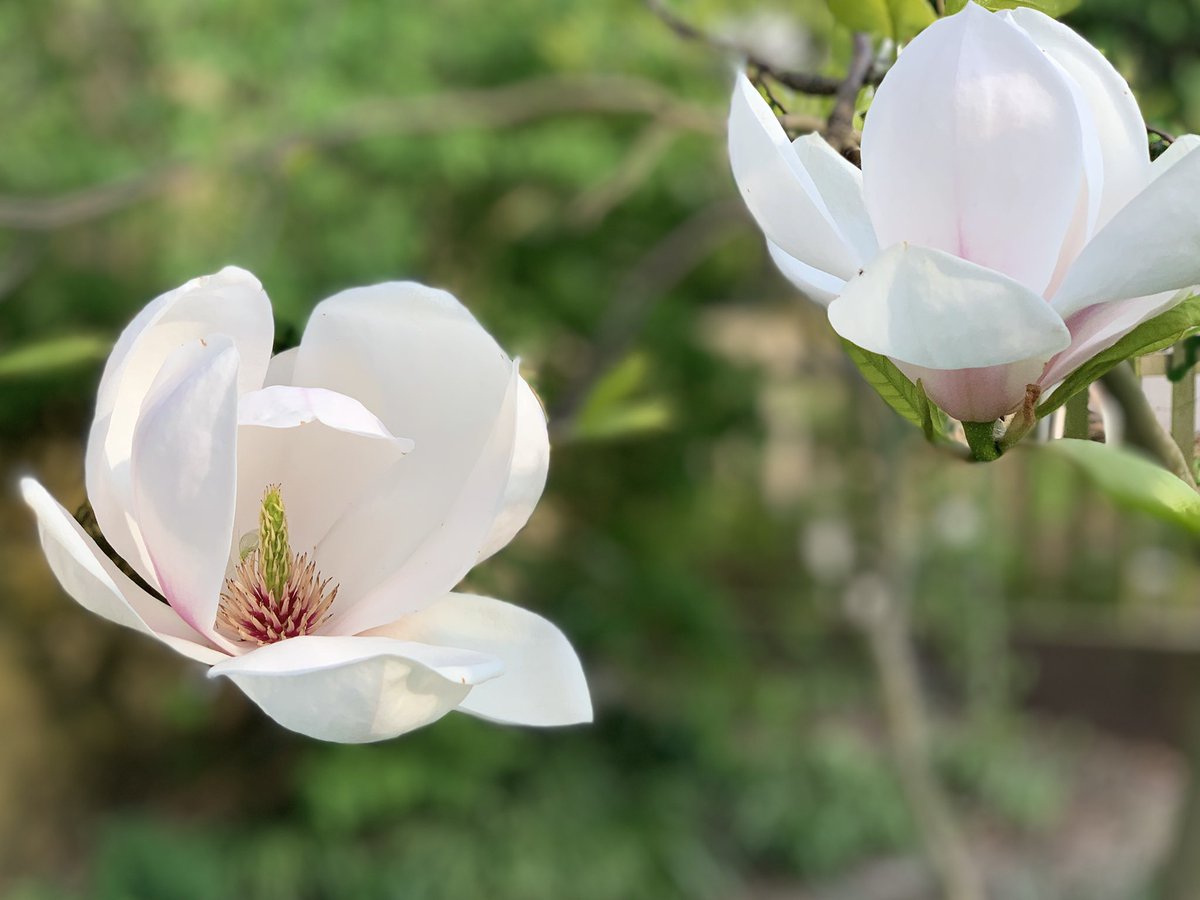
xmin=962 ymin=421 xmax=1000 ymax=462
xmin=1063 ymin=390 xmax=1090 ymax=440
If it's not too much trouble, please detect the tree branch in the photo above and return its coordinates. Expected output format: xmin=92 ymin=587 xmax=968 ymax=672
xmin=1100 ymin=361 xmax=1197 ymax=489
xmin=825 ymin=33 xmax=874 ymax=156
xmin=646 ymin=0 xmax=883 ymax=96
xmin=0 ymin=75 xmax=719 ymax=232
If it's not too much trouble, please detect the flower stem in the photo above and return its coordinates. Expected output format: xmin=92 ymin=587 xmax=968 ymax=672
xmin=962 ymin=421 xmax=1000 ymax=462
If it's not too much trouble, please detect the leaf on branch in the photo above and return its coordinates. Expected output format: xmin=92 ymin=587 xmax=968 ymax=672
xmin=1042 ymin=438 xmax=1200 ymax=535
xmin=570 ymin=352 xmax=674 ymax=443
xmin=944 ymin=0 xmax=1082 ymax=15
xmin=827 ymin=0 xmax=935 ymax=42
xmin=842 ymin=339 xmax=951 ymax=441
xmin=0 ymin=333 xmax=111 ymax=380
xmin=1037 ymin=293 xmax=1200 ymax=418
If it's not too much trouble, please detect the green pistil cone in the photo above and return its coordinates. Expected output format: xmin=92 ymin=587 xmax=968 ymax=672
xmin=259 ymin=485 xmax=291 ymax=601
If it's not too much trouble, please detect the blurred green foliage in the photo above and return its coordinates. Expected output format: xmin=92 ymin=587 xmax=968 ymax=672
xmin=2 ymin=0 xmax=1200 ymax=898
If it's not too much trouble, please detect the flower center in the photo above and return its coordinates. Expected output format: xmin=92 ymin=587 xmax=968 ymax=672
xmin=216 ymin=485 xmax=337 ymax=645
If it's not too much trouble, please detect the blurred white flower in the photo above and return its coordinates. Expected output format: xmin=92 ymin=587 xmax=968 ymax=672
xmin=23 ymin=267 xmax=591 ymax=742
xmin=729 ymin=2 xmax=1200 ymax=423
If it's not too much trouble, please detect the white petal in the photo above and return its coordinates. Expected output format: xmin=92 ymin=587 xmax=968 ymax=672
xmin=264 ymin=347 xmax=301 ymax=386
xmin=766 ymin=242 xmax=844 ymax=306
xmin=290 ymin=283 xmax=518 ymax=625
xmin=791 ymin=133 xmax=878 ymax=263
xmin=20 ymin=477 xmax=226 ymax=664
xmin=238 ymin=385 xmax=412 ymax=445
xmin=232 ymin=390 xmax=412 ymax=560
xmin=325 ymin=366 xmax=520 ymax=635
xmin=86 ymin=267 xmax=273 ymax=585
xmin=1005 ymin=7 xmax=1149 ymax=227
xmin=476 ymin=374 xmax=549 ymax=562
xmin=860 ymin=4 xmax=1086 ymax=293
xmin=365 ymin=593 xmax=591 ymax=727
xmin=827 ymin=243 xmax=1070 ymax=370
xmin=1053 ymin=147 xmax=1200 ymax=318
xmin=728 ymin=74 xmax=865 ymax=279
xmin=1151 ymin=134 xmax=1200 ymax=182
xmin=130 ymin=337 xmax=240 ymax=639
xmin=207 ymin=635 xmax=502 ymax=743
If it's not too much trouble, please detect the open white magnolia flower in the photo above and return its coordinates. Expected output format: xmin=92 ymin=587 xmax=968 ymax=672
xmin=22 ymin=267 xmax=591 ymax=742
xmin=730 ymin=1 xmax=1200 ymax=423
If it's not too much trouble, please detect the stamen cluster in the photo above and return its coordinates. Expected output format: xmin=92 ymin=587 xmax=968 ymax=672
xmin=217 ymin=551 xmax=337 ymax=645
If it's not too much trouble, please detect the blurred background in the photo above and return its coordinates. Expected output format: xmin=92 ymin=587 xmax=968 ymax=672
xmin=4 ymin=1 xmax=1200 ymax=897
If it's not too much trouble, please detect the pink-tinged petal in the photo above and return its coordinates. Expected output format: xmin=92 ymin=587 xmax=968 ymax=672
xmin=1052 ymin=147 xmax=1200 ymax=318
xmin=232 ymin=390 xmax=412 ymax=559
xmin=365 ymin=593 xmax=591 ymax=727
xmin=728 ymin=74 xmax=866 ymax=279
xmin=21 ymin=477 xmax=227 ymax=665
xmin=1042 ymin=290 xmax=1186 ymax=387
xmin=1151 ymin=134 xmax=1200 ymax=182
xmin=86 ymin=267 xmax=273 ymax=586
xmin=207 ymin=635 xmax=502 ymax=742
xmin=1004 ymin=8 xmax=1149 ymax=228
xmin=861 ymin=4 xmax=1085 ymax=293
xmin=238 ymin=385 xmax=413 ymax=446
xmin=477 ymin=374 xmax=549 ymax=562
xmin=898 ymin=357 xmax=1047 ymax=424
xmin=289 ymin=283 xmax=518 ymax=622
xmin=766 ymin=242 xmax=844 ymax=306
xmin=827 ymin=243 xmax=1070 ymax=370
xmin=324 ymin=366 xmax=521 ymax=634
xmin=130 ymin=337 xmax=240 ymax=639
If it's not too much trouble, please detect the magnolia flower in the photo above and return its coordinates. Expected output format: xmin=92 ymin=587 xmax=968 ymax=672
xmin=22 ymin=267 xmax=591 ymax=742
xmin=730 ymin=2 xmax=1200 ymax=423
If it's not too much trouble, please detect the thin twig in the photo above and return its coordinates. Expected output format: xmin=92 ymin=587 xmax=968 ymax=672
xmin=549 ymin=198 xmax=745 ymax=438
xmin=1100 ymin=361 xmax=1197 ymax=489
xmin=646 ymin=0 xmax=882 ymax=96
xmin=0 ymin=75 xmax=719 ymax=232
xmin=825 ymin=32 xmax=874 ymax=157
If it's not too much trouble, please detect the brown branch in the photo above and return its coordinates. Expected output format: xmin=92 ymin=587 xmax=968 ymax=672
xmin=1099 ymin=361 xmax=1197 ymax=489
xmin=0 ymin=75 xmax=720 ymax=232
xmin=549 ymin=198 xmax=745 ymax=438
xmin=826 ymin=32 xmax=874 ymax=157
xmin=646 ymin=0 xmax=882 ymax=97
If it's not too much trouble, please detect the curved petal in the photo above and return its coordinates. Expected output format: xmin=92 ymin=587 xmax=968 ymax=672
xmin=1053 ymin=146 xmax=1200 ymax=318
xmin=827 ymin=243 xmax=1070 ymax=370
xmin=898 ymin=357 xmax=1046 ymax=424
xmin=290 ymin=283 xmax=518 ymax=623
xmin=21 ymin=478 xmax=226 ymax=664
xmin=130 ymin=337 xmax=240 ymax=639
xmin=231 ymin=390 xmax=412 ymax=560
xmin=1005 ymin=7 xmax=1149 ymax=228
xmin=1042 ymin=289 xmax=1185 ymax=387
xmin=766 ymin=242 xmax=844 ymax=306
xmin=86 ymin=267 xmax=273 ymax=585
xmin=207 ymin=635 xmax=502 ymax=742
xmin=325 ymin=366 xmax=520 ymax=635
xmin=728 ymin=74 xmax=866 ymax=279
xmin=238 ymin=385 xmax=412 ymax=445
xmin=365 ymin=593 xmax=591 ymax=727
xmin=476 ymin=374 xmax=549 ymax=562
xmin=860 ymin=4 xmax=1085 ymax=293
xmin=264 ymin=347 xmax=300 ymax=387
xmin=1151 ymin=134 xmax=1200 ymax=182
xmin=790 ymin=133 xmax=878 ymax=263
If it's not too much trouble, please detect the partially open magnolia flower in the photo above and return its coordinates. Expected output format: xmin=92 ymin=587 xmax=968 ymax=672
xmin=22 ymin=267 xmax=591 ymax=742
xmin=730 ymin=1 xmax=1200 ymax=423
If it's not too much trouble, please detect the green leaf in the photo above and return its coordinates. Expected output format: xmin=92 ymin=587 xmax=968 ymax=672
xmin=945 ymin=0 xmax=1081 ymax=15
xmin=1037 ymin=294 xmax=1200 ymax=418
xmin=842 ymin=339 xmax=931 ymax=430
xmin=828 ymin=0 xmax=935 ymax=42
xmin=1043 ymin=438 xmax=1200 ymax=535
xmin=570 ymin=352 xmax=674 ymax=442
xmin=0 ymin=334 xmax=111 ymax=380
